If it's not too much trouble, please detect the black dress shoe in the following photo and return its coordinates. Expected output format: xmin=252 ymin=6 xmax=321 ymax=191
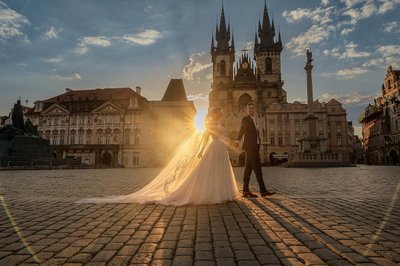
xmin=261 ymin=190 xmax=275 ymax=197
xmin=243 ymin=191 xmax=258 ymax=198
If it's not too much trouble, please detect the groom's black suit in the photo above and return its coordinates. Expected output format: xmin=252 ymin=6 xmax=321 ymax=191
xmin=237 ymin=115 xmax=267 ymax=194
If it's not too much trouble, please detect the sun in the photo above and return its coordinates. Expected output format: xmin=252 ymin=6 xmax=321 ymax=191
xmin=194 ymin=107 xmax=207 ymax=133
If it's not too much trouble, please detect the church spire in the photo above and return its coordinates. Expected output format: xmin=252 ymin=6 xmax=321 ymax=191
xmin=211 ymin=30 xmax=215 ymax=52
xmin=258 ymin=0 xmax=275 ymax=50
xmin=231 ymin=31 xmax=235 ymax=51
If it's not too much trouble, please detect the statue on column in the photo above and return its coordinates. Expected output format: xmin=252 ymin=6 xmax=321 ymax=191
xmin=12 ymin=100 xmax=26 ymax=132
xmin=306 ymin=48 xmax=313 ymax=64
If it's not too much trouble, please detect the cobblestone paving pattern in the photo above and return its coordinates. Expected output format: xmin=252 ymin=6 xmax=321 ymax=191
xmin=0 ymin=165 xmax=399 ymax=265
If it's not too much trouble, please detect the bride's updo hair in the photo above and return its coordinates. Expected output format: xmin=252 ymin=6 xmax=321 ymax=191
xmin=204 ymin=106 xmax=222 ymax=129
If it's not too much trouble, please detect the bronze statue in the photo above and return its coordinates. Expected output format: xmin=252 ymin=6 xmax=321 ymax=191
xmin=12 ymin=100 xmax=25 ymax=132
xmin=306 ymin=48 xmax=313 ymax=64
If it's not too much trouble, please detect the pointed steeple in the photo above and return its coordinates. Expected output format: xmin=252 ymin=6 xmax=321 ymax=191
xmin=231 ymin=31 xmax=235 ymax=51
xmin=278 ymin=30 xmax=282 ymax=44
xmin=271 ymin=18 xmax=276 ymax=37
xmin=261 ymin=0 xmax=271 ymax=33
xmin=219 ymin=1 xmax=227 ymax=35
xmin=215 ymin=0 xmax=230 ymax=51
xmin=211 ymin=31 xmax=215 ymax=52
xmin=258 ymin=0 xmax=277 ymax=50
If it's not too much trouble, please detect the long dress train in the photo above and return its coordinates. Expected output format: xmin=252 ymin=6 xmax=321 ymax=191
xmin=77 ymin=125 xmax=240 ymax=206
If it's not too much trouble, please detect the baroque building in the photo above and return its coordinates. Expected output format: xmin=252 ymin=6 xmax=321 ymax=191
xmin=209 ymin=3 xmax=354 ymax=166
xmin=25 ymin=79 xmax=195 ymax=167
xmin=360 ymin=66 xmax=400 ymax=164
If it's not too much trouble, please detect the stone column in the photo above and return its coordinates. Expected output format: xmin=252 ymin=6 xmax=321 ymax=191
xmin=304 ymin=48 xmax=318 ymax=138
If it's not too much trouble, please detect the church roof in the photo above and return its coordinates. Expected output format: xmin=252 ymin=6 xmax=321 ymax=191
xmin=162 ymin=79 xmax=188 ymax=101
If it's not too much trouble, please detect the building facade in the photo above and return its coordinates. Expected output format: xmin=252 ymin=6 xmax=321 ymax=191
xmin=360 ymin=66 xmax=400 ymax=164
xmin=25 ymin=80 xmax=195 ymax=167
xmin=209 ymin=3 xmax=353 ymax=165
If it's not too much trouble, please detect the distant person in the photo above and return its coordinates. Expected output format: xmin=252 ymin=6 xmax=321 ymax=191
xmin=236 ymin=102 xmax=275 ymax=198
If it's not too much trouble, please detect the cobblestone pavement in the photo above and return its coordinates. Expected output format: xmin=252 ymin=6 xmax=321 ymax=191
xmin=0 ymin=165 xmax=399 ymax=265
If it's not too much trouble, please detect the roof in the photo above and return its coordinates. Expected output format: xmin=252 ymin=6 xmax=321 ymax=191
xmin=162 ymin=79 xmax=188 ymax=101
xmin=29 ymin=87 xmax=148 ymax=114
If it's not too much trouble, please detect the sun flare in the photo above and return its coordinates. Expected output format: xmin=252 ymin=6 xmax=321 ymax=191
xmin=194 ymin=108 xmax=207 ymax=133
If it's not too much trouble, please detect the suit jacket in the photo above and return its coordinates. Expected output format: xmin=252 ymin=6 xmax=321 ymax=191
xmin=237 ymin=115 xmax=260 ymax=153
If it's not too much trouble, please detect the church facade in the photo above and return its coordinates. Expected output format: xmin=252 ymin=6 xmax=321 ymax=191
xmin=209 ymin=3 xmax=354 ymax=165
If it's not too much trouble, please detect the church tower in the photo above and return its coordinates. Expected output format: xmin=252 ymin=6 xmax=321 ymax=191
xmin=254 ymin=1 xmax=285 ymax=105
xmin=210 ymin=3 xmax=235 ymax=107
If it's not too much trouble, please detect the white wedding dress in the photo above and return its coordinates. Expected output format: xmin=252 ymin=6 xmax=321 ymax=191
xmin=78 ymin=123 xmax=240 ymax=206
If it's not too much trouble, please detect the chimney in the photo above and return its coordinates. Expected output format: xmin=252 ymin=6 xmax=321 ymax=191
xmin=135 ymin=86 xmax=141 ymax=95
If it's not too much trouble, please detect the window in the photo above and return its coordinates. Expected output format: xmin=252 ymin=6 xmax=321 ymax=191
xmin=270 ymin=137 xmax=275 ymax=145
xmin=336 ymin=123 xmax=342 ymax=133
xmin=265 ymin=58 xmax=272 ymax=73
xmin=87 ymin=135 xmax=92 ymax=145
xmin=318 ymin=121 xmax=323 ymax=132
xmin=78 ymin=134 xmax=83 ymax=144
xmin=295 ymin=122 xmax=300 ymax=133
xmin=285 ymin=135 xmax=290 ymax=145
xmin=60 ymin=133 xmax=64 ymax=145
xmin=338 ymin=138 xmax=342 ymax=145
xmin=70 ymin=135 xmax=75 ymax=144
xmin=132 ymin=152 xmax=140 ymax=166
xmin=220 ymin=60 xmax=226 ymax=76
xmin=270 ymin=123 xmax=275 ymax=132
xmin=278 ymin=137 xmax=283 ymax=145
xmin=285 ymin=123 xmax=290 ymax=133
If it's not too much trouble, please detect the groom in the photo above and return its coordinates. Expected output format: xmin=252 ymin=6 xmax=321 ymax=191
xmin=236 ymin=102 xmax=275 ymax=198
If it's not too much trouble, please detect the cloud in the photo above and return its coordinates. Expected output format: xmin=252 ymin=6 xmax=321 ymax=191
xmin=340 ymin=42 xmax=371 ymax=58
xmin=377 ymin=45 xmax=400 ymax=57
xmin=322 ymin=0 xmax=329 ymax=6
xmin=318 ymin=92 xmax=375 ymax=106
xmin=377 ymin=0 xmax=400 ymax=14
xmin=282 ymin=6 xmax=333 ymax=25
xmin=0 ymin=1 xmax=30 ymax=42
xmin=322 ymin=42 xmax=370 ymax=59
xmin=187 ymin=93 xmax=209 ymax=101
xmin=341 ymin=28 xmax=354 ymax=35
xmin=286 ymin=24 xmax=335 ymax=56
xmin=44 ymin=57 xmax=63 ymax=63
xmin=51 ymin=73 xmax=81 ymax=81
xmin=323 ymin=67 xmax=369 ymax=79
xmin=75 ymin=36 xmax=111 ymax=54
xmin=384 ymin=21 xmax=398 ymax=32
xmin=41 ymin=26 xmax=58 ymax=40
xmin=120 ymin=29 xmax=162 ymax=46
xmin=362 ymin=58 xmax=384 ymax=67
xmin=182 ymin=52 xmax=212 ymax=81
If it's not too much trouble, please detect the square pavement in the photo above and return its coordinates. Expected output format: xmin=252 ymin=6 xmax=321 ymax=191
xmin=0 ymin=166 xmax=399 ymax=265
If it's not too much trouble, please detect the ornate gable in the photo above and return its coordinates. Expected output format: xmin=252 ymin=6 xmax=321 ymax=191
xmin=92 ymin=101 xmax=125 ymax=114
xmin=42 ymin=103 xmax=70 ymax=115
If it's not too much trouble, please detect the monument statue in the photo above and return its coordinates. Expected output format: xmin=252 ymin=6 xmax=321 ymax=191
xmin=12 ymin=100 xmax=25 ymax=132
xmin=306 ymin=48 xmax=313 ymax=64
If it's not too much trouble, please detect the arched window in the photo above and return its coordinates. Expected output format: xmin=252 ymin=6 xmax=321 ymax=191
xmin=220 ymin=60 xmax=226 ymax=76
xmin=238 ymin=94 xmax=252 ymax=112
xmin=265 ymin=58 xmax=272 ymax=74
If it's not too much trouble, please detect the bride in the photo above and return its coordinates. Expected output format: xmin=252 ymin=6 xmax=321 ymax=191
xmin=78 ymin=106 xmax=241 ymax=206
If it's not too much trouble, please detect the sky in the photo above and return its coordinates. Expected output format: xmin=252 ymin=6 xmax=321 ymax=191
xmin=1 ymin=0 xmax=400 ymax=135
